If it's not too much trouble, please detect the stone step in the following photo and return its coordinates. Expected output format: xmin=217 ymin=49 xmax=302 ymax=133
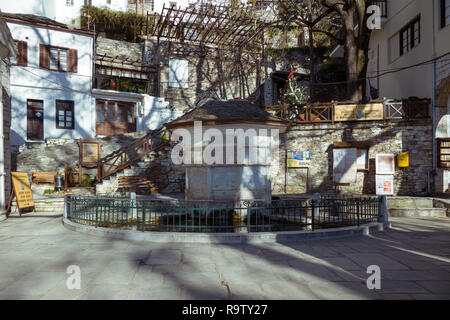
xmin=387 ymin=197 xmax=435 ymax=209
xmin=11 ymin=198 xmax=65 ymax=213
xmin=123 ymin=169 xmax=137 ymax=176
xmin=388 ymin=208 xmax=447 ymax=218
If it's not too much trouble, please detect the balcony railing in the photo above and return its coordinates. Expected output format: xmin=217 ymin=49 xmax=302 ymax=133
xmin=267 ymin=98 xmax=430 ymax=124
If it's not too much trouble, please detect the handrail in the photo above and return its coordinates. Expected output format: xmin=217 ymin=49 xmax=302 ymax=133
xmin=98 ymin=129 xmax=168 ymax=182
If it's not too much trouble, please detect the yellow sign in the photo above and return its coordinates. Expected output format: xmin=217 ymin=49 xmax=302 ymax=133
xmin=11 ymin=172 xmax=34 ymax=209
xmin=398 ymin=152 xmax=409 ymax=167
xmin=334 ymin=103 xmax=384 ymax=121
xmin=81 ymin=143 xmax=99 ymax=163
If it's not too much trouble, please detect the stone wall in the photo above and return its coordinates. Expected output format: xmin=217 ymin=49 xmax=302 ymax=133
xmin=14 ymin=132 xmax=185 ymax=194
xmin=14 ymin=132 xmax=147 ymax=174
xmin=271 ymin=119 xmax=434 ymax=196
xmin=96 ymin=37 xmax=143 ymax=63
xmin=132 ymin=142 xmax=185 ymax=194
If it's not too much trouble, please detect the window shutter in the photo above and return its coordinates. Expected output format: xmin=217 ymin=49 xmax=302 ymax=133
xmin=68 ymin=49 xmax=78 ymax=73
xmin=16 ymin=41 xmax=28 ymax=66
xmin=39 ymin=44 xmax=50 ymax=69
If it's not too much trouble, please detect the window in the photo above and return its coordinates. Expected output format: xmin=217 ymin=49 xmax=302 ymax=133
xmin=96 ymin=100 xmax=136 ymax=135
xmin=56 ymin=100 xmax=74 ymax=129
xmin=169 ymin=59 xmax=188 ymax=88
xmin=49 ymin=47 xmax=68 ymax=72
xmin=169 ymin=2 xmax=177 ymax=9
xmin=11 ymin=40 xmax=27 ymax=66
xmin=438 ymin=138 xmax=450 ymax=168
xmin=442 ymin=0 xmax=450 ymax=27
xmin=66 ymin=0 xmax=74 ymax=6
xmin=399 ymin=17 xmax=420 ymax=56
xmin=40 ymin=45 xmax=78 ymax=73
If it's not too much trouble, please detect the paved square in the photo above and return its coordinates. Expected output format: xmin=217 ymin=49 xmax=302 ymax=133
xmin=0 ymin=216 xmax=449 ymax=299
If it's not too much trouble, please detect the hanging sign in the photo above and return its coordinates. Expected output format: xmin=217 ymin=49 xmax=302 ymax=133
xmin=376 ymin=174 xmax=394 ymax=195
xmin=78 ymin=138 xmax=101 ymax=168
xmin=11 ymin=172 xmax=35 ymax=210
xmin=287 ymin=151 xmax=311 ymax=167
xmin=334 ymin=103 xmax=384 ymax=121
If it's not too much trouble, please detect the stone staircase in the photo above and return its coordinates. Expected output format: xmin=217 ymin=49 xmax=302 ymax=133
xmin=387 ymin=197 xmax=449 ymax=218
xmin=95 ymin=144 xmax=175 ymax=195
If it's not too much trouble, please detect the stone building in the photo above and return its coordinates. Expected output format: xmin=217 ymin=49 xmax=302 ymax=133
xmin=0 ymin=13 xmax=18 ymax=219
xmin=271 ymin=119 xmax=434 ymax=196
xmin=362 ymin=0 xmax=450 ymax=193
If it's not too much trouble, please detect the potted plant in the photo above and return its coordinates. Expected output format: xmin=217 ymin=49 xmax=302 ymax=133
xmin=110 ymin=79 xmax=118 ymax=91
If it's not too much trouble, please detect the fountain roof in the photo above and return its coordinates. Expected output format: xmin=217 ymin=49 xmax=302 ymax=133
xmin=165 ymin=100 xmax=288 ymax=129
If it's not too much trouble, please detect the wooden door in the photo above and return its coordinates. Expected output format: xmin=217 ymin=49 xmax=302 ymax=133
xmin=27 ymin=100 xmax=44 ymax=141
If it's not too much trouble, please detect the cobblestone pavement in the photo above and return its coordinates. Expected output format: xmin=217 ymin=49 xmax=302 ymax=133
xmin=0 ymin=216 xmax=449 ymax=300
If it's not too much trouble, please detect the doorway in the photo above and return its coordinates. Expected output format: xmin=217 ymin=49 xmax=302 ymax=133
xmin=27 ymin=100 xmax=44 ymax=141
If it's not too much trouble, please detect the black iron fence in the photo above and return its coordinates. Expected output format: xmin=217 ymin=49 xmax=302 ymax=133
xmin=65 ymin=195 xmax=382 ymax=233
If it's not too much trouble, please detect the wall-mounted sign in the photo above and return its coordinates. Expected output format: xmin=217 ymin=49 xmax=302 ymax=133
xmin=334 ymin=103 xmax=384 ymax=121
xmin=78 ymin=138 xmax=101 ymax=168
xmin=287 ymin=151 xmax=311 ymax=167
xmin=333 ymin=148 xmax=357 ymax=183
xmin=376 ymin=174 xmax=394 ymax=195
xmin=11 ymin=172 xmax=35 ymax=210
xmin=376 ymin=153 xmax=395 ymax=174
xmin=397 ymin=152 xmax=409 ymax=167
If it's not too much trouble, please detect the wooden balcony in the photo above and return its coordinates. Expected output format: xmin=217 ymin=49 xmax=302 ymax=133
xmin=266 ymin=98 xmax=430 ymax=124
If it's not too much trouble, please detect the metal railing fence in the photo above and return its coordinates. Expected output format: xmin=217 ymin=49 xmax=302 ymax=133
xmin=66 ymin=195 xmax=382 ymax=233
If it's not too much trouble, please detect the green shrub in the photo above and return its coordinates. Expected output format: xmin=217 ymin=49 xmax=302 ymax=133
xmin=80 ymin=4 xmax=146 ymax=42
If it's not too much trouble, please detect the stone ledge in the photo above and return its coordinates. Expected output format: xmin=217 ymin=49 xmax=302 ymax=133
xmin=388 ymin=208 xmax=447 ymax=218
xmin=62 ymin=218 xmax=389 ymax=244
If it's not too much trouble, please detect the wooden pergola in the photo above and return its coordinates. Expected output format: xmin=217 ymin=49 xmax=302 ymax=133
xmin=146 ymin=2 xmax=267 ymax=57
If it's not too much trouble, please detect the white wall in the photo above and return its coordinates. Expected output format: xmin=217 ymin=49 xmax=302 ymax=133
xmin=368 ymin=0 xmax=450 ymax=100
xmin=0 ymin=0 xmax=57 ymax=20
xmin=0 ymin=0 xmax=128 ymax=26
xmin=7 ymin=21 xmax=95 ymax=145
xmin=141 ymin=95 xmax=183 ymax=130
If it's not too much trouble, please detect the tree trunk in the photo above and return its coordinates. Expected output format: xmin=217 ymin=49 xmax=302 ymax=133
xmin=308 ymin=0 xmax=315 ymax=101
xmin=321 ymin=0 xmax=372 ymax=102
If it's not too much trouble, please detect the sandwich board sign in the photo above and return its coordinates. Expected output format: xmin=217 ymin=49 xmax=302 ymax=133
xmin=8 ymin=172 xmax=35 ymax=214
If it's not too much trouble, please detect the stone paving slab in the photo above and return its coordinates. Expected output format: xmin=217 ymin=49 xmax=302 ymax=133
xmin=0 ymin=216 xmax=449 ymax=299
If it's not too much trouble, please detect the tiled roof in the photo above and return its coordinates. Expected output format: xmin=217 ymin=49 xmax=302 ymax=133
xmin=2 ymin=13 xmax=69 ymax=29
xmin=167 ymin=99 xmax=287 ymax=127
